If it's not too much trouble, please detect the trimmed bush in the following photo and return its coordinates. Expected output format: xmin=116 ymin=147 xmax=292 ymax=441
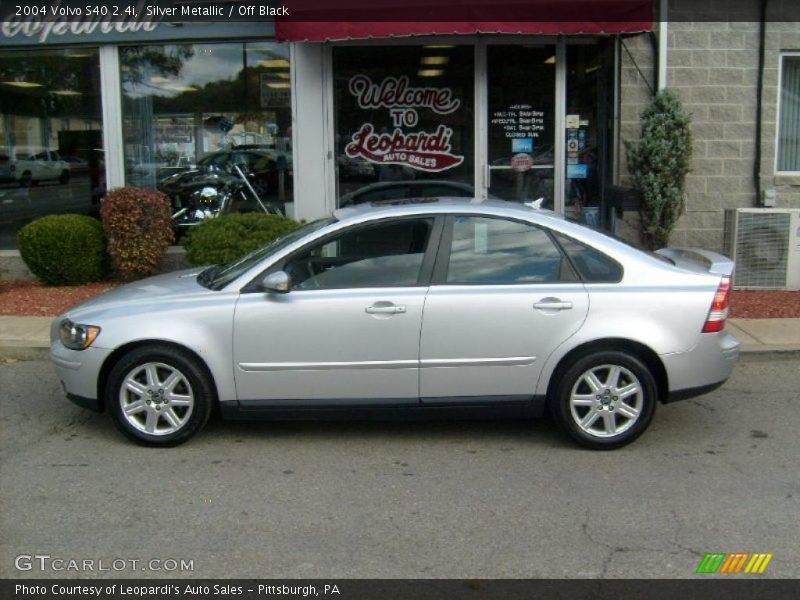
xmin=625 ymin=89 xmax=693 ymax=250
xmin=17 ymin=214 xmax=107 ymax=285
xmin=183 ymin=213 xmax=299 ymax=266
xmin=100 ymin=187 xmax=174 ymax=280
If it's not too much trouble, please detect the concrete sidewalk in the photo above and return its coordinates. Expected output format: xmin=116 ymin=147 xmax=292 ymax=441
xmin=1 ymin=315 xmax=798 ymax=359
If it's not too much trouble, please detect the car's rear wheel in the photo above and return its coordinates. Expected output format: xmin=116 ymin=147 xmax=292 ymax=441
xmin=19 ymin=171 xmax=32 ymax=187
xmin=59 ymin=170 xmax=70 ymax=184
xmin=550 ymin=351 xmax=656 ymax=449
xmin=107 ymin=346 xmax=213 ymax=446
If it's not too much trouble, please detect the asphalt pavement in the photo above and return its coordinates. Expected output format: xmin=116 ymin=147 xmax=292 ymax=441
xmin=0 ymin=352 xmax=798 ymax=579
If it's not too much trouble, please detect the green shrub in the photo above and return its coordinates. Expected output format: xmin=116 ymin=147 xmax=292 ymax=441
xmin=17 ymin=214 xmax=107 ymax=285
xmin=625 ymin=89 xmax=693 ymax=250
xmin=100 ymin=187 xmax=174 ymax=280
xmin=184 ymin=213 xmax=299 ymax=266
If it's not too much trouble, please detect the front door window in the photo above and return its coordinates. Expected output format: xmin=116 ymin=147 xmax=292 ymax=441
xmin=285 ymin=218 xmax=434 ymax=289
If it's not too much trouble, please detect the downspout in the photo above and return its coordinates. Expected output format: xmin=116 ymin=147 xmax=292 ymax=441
xmin=657 ymin=0 xmax=668 ymax=91
xmin=754 ymin=0 xmax=768 ymax=206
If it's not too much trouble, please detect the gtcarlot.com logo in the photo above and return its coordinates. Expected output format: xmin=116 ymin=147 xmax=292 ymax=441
xmin=696 ymin=552 xmax=773 ymax=574
xmin=14 ymin=554 xmax=194 ymax=573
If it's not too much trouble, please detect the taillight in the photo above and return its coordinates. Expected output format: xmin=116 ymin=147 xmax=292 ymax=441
xmin=702 ymin=276 xmax=731 ymax=333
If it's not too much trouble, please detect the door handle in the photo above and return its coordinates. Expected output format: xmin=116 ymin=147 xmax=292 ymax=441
xmin=533 ymin=299 xmax=573 ymax=311
xmin=365 ymin=305 xmax=406 ymax=315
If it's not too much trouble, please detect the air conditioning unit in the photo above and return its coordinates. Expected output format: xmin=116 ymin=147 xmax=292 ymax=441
xmin=723 ymin=208 xmax=800 ymax=290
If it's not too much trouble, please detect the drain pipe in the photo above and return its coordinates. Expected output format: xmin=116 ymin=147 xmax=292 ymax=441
xmin=657 ymin=0 xmax=668 ymax=91
xmin=754 ymin=0 xmax=768 ymax=206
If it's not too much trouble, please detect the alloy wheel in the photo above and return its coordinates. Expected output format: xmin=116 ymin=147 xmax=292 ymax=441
xmin=568 ymin=364 xmax=644 ymax=438
xmin=119 ymin=362 xmax=195 ymax=436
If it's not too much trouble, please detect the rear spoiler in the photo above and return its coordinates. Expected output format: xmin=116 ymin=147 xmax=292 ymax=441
xmin=655 ymin=248 xmax=734 ymax=277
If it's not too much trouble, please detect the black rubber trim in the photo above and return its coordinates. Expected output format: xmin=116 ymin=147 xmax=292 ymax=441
xmin=220 ymin=395 xmax=547 ymax=420
xmin=66 ymin=393 xmax=102 ymax=413
xmin=664 ymin=380 xmax=727 ymax=404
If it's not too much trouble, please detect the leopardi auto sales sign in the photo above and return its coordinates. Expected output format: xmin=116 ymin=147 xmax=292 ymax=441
xmin=345 ymin=75 xmax=464 ymax=173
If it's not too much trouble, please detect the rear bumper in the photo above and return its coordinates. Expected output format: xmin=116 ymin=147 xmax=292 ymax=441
xmin=661 ymin=330 xmax=740 ymax=402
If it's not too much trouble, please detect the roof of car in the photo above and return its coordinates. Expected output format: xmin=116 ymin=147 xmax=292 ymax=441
xmin=333 ymin=196 xmax=557 ymax=222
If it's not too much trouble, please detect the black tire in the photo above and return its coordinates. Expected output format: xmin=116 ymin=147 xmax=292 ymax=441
xmin=106 ymin=345 xmax=214 ymax=446
xmin=549 ymin=350 xmax=657 ymax=450
xmin=19 ymin=171 xmax=32 ymax=187
xmin=59 ymin=170 xmax=70 ymax=184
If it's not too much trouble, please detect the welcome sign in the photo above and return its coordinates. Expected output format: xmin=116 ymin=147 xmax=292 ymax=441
xmin=344 ymin=74 xmax=464 ymax=173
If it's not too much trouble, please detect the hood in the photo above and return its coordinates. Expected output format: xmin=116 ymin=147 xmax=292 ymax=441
xmin=63 ymin=267 xmax=211 ymax=319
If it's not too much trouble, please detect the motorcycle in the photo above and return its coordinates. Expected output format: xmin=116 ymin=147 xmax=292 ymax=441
xmin=161 ymin=163 xmax=283 ymax=238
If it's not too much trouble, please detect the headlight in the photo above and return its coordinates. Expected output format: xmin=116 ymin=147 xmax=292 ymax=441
xmin=59 ymin=319 xmax=101 ymax=350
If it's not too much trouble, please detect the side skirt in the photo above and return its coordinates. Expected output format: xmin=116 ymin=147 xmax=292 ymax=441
xmin=220 ymin=395 xmax=547 ymax=421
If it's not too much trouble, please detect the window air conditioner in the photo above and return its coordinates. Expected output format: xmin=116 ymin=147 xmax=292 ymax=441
xmin=723 ymin=208 xmax=800 ymax=290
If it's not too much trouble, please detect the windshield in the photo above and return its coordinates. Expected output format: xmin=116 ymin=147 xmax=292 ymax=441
xmin=198 ymin=217 xmax=337 ymax=290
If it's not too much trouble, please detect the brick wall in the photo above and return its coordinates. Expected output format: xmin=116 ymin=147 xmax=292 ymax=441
xmin=617 ymin=32 xmax=656 ymax=244
xmin=618 ymin=2 xmax=800 ymax=251
xmin=667 ymin=19 xmax=760 ymax=251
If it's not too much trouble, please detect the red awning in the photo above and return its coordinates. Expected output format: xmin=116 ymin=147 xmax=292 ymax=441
xmin=276 ymin=0 xmax=654 ymax=42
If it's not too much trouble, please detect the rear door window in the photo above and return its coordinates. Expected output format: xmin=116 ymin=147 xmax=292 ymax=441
xmin=443 ymin=216 xmax=567 ymax=285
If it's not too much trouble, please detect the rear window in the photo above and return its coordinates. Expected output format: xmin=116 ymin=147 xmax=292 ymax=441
xmin=553 ymin=232 xmax=623 ymax=283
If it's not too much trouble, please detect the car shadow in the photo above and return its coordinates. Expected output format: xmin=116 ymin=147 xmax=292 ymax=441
xmin=201 ymin=411 xmax=569 ymax=448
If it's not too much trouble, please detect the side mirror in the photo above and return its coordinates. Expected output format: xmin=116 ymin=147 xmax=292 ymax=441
xmin=261 ymin=271 xmax=291 ymax=294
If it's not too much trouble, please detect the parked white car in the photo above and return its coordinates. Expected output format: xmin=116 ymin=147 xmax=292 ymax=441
xmin=0 ymin=150 xmax=70 ymax=186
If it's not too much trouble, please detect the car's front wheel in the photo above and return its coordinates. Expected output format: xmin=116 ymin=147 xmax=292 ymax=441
xmin=550 ymin=350 xmax=657 ymax=450
xmin=107 ymin=346 xmax=214 ymax=446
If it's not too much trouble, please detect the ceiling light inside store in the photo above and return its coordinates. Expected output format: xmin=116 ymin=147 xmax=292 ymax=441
xmin=275 ymin=72 xmax=290 ymax=79
xmin=585 ymin=65 xmax=601 ymax=74
xmin=418 ymin=69 xmax=444 ymax=77
xmin=65 ymin=51 xmax=93 ymax=58
xmin=544 ymin=56 xmax=556 ymax=64
xmin=423 ymin=45 xmax=455 ymax=49
xmin=52 ymin=90 xmax=82 ymax=96
xmin=1 ymin=81 xmax=43 ymax=88
xmin=259 ymin=59 xmax=290 ymax=68
xmin=267 ymin=82 xmax=290 ymax=89
xmin=150 ymin=76 xmax=171 ymax=84
xmin=421 ymin=56 xmax=449 ymax=65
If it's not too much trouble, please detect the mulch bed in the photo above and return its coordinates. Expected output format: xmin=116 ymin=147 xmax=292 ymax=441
xmin=728 ymin=290 xmax=800 ymax=319
xmin=0 ymin=280 xmax=120 ymax=317
xmin=1 ymin=279 xmax=799 ymax=319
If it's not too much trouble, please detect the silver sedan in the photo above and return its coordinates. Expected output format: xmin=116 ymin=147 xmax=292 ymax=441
xmin=50 ymin=199 xmax=740 ymax=449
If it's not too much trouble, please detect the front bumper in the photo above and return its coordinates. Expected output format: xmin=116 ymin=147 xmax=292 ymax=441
xmin=50 ymin=342 xmax=112 ymax=412
xmin=660 ymin=330 xmax=740 ymax=402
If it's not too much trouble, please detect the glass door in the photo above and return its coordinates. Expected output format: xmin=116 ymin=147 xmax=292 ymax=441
xmin=564 ymin=40 xmax=615 ymax=227
xmin=486 ymin=44 xmax=556 ymax=207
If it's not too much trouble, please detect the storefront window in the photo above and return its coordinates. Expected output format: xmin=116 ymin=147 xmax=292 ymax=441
xmin=333 ymin=46 xmax=474 ymax=207
xmin=0 ymin=47 xmax=103 ymax=249
xmin=120 ymin=42 xmax=293 ymax=216
xmin=565 ymin=41 xmax=614 ymax=226
xmin=487 ymin=44 xmax=556 ymax=206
